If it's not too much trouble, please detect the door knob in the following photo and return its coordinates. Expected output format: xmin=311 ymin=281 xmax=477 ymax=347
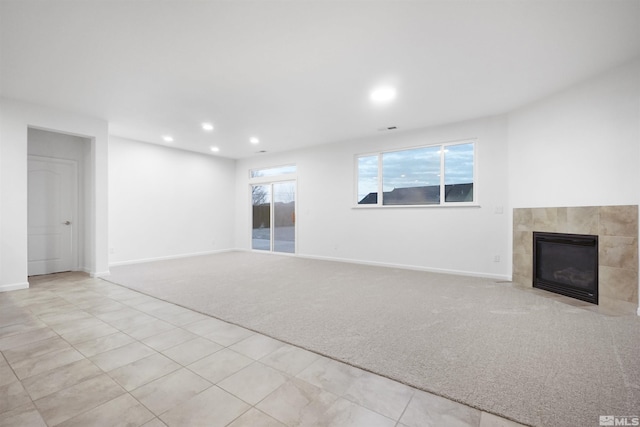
xmin=63 ymin=221 xmax=71 ymax=225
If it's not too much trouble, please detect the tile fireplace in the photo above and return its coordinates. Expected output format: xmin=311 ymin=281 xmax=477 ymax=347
xmin=513 ymin=205 xmax=638 ymax=311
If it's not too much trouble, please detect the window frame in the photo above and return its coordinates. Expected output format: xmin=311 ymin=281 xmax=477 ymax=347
xmin=249 ymin=164 xmax=297 ymax=181
xmin=354 ymin=140 xmax=478 ymax=208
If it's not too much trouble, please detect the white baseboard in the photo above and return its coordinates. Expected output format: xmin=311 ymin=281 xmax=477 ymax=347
xmin=109 ymin=249 xmax=234 ymax=267
xmin=295 ymin=253 xmax=512 ymax=281
xmin=234 ymin=248 xmax=511 ymax=281
xmin=110 ymin=248 xmax=510 ymax=281
xmin=90 ymin=271 xmax=111 ymax=278
xmin=0 ymin=282 xmax=29 ymax=292
xmin=77 ymin=267 xmax=111 ymax=278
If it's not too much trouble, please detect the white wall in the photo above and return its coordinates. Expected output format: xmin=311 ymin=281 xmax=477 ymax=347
xmin=5 ymin=60 xmax=636 ymax=292
xmin=108 ymin=136 xmax=236 ymax=265
xmin=507 ymin=58 xmax=640 ymax=312
xmin=0 ymin=98 xmax=109 ymax=291
xmin=508 ymin=59 xmax=640 ymax=208
xmin=235 ymin=115 xmax=510 ymax=279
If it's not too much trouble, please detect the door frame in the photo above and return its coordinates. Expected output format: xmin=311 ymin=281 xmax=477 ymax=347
xmin=249 ymin=178 xmax=297 ymax=254
xmin=27 ymin=155 xmax=80 ymax=274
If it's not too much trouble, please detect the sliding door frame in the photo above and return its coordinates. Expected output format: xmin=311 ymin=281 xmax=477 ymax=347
xmin=249 ymin=176 xmax=297 ymax=254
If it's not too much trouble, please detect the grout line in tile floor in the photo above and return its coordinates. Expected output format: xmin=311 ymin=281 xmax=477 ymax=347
xmin=0 ymin=272 xmax=528 ymax=427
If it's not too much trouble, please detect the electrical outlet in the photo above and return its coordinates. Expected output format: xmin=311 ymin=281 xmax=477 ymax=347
xmin=493 ymin=255 xmax=500 ymax=262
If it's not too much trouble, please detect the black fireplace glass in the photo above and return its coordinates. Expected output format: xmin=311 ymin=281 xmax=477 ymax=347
xmin=533 ymin=232 xmax=598 ymax=304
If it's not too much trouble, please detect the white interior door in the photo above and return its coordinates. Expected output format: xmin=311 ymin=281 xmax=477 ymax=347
xmin=28 ymin=156 xmax=77 ymax=275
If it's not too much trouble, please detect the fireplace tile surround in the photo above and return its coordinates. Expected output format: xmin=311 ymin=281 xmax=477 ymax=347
xmin=512 ymin=205 xmax=638 ymax=314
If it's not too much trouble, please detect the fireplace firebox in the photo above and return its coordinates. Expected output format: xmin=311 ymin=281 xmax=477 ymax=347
xmin=533 ymin=232 xmax=598 ymax=304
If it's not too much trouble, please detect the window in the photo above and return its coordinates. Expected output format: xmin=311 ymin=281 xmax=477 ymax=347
xmin=356 ymin=141 xmax=475 ymax=206
xmin=357 ymin=156 xmax=378 ymax=204
xmin=250 ymin=165 xmax=296 ymax=178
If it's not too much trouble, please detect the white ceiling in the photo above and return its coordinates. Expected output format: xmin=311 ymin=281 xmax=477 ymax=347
xmin=2 ymin=1 xmax=639 ymax=159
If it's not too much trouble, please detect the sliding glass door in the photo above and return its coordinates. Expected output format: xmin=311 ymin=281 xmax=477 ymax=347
xmin=251 ymin=181 xmax=295 ymax=253
xmin=251 ymin=184 xmax=272 ymax=251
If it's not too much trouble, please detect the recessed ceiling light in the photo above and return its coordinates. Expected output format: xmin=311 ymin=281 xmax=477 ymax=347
xmin=162 ymin=135 xmax=174 ymax=143
xmin=250 ymin=137 xmax=260 ymax=144
xmin=370 ymin=86 xmax=397 ymax=103
xmin=210 ymin=146 xmax=220 ymax=152
xmin=202 ymin=123 xmax=214 ymax=131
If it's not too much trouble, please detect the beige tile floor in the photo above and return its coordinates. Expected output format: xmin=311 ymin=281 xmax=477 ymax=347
xmin=0 ymin=272 xmax=527 ymax=427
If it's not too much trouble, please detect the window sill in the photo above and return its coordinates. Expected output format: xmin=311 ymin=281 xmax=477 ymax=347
xmin=352 ymin=203 xmax=481 ymax=209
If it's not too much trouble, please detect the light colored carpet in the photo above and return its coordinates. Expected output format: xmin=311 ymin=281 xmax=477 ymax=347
xmin=107 ymin=251 xmax=640 ymax=427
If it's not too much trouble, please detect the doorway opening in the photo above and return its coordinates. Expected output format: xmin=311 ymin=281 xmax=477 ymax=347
xmin=27 ymin=128 xmax=90 ymax=276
